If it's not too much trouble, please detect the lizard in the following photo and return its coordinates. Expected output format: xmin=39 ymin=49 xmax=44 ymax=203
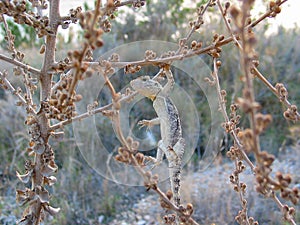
xmin=130 ymin=67 xmax=185 ymax=208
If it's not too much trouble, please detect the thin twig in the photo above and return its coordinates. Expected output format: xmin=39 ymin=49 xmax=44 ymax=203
xmin=216 ymin=0 xmax=241 ymax=48
xmin=212 ymin=58 xmax=255 ymax=171
xmin=249 ymin=0 xmax=288 ymax=28
xmin=49 ymin=89 xmax=138 ymax=130
xmin=252 ymin=67 xmax=300 ymax=120
xmin=174 ymin=0 xmax=213 ymax=55
xmin=271 ymin=193 xmax=297 ymax=225
xmin=0 ymin=54 xmax=42 ymax=76
xmin=0 ymin=72 xmax=37 ymax=114
xmin=1 ymin=14 xmax=16 ymax=54
xmin=59 ymin=0 xmax=138 ymax=24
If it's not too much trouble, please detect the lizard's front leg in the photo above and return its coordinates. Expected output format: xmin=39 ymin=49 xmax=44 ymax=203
xmin=161 ymin=68 xmax=175 ymax=96
xmin=138 ymin=118 xmax=165 ymax=169
xmin=138 ymin=117 xmax=160 ymax=129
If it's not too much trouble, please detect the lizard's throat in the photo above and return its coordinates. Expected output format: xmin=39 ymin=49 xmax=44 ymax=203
xmin=149 ymin=95 xmax=156 ymax=101
xmin=149 ymin=89 xmax=162 ymax=101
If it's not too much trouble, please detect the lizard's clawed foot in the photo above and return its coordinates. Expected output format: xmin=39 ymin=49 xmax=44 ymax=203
xmin=150 ymin=162 xmax=161 ymax=171
xmin=145 ymin=156 xmax=161 ymax=170
xmin=138 ymin=119 xmax=153 ymax=129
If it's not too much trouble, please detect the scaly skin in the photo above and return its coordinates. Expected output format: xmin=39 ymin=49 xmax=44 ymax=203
xmin=130 ymin=69 xmax=185 ymax=207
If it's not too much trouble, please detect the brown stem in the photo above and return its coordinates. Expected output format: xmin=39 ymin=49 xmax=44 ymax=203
xmin=23 ymin=72 xmax=34 ymax=108
xmin=234 ymin=159 xmax=251 ymax=225
xmin=212 ymin=59 xmax=255 ymax=171
xmin=249 ymin=0 xmax=288 ymax=28
xmin=271 ymin=193 xmax=297 ymax=225
xmin=252 ymin=67 xmax=300 ymax=119
xmin=40 ymin=1 xmax=60 ymax=101
xmin=175 ymin=0 xmax=213 ymax=55
xmin=59 ymin=0 xmax=137 ymax=24
xmin=30 ymin=1 xmax=60 ymax=224
xmin=216 ymin=0 xmax=241 ymax=48
xmin=53 ymin=36 xmax=238 ymax=72
xmin=240 ymin=2 xmax=261 ymax=159
xmin=235 ymin=2 xmax=297 ymax=225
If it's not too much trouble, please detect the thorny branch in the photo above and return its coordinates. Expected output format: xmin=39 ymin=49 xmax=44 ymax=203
xmin=210 ymin=58 xmax=255 ymax=225
xmin=217 ymin=0 xmax=300 ymax=122
xmin=0 ymin=54 xmax=42 ymax=76
xmin=209 ymin=58 xmax=255 ymax=171
xmin=174 ymin=0 xmax=215 ymax=55
xmin=214 ymin=1 xmax=299 ymax=224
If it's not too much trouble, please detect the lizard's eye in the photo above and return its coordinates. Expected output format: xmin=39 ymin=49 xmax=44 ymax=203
xmin=141 ymin=77 xmax=148 ymax=81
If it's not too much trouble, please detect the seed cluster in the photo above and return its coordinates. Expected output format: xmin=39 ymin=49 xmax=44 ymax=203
xmin=47 ymin=76 xmax=81 ymax=121
xmin=79 ymin=11 xmax=104 ymax=50
xmin=160 ymin=51 xmax=176 ymax=59
xmin=124 ymin=64 xmax=141 ymax=74
xmin=132 ymin=0 xmax=145 ymax=8
xmin=269 ymin=0 xmax=282 ymax=17
xmin=254 ymin=152 xmax=299 ymax=205
xmin=222 ymin=103 xmax=241 ymax=134
xmin=235 ymin=207 xmax=258 ymax=225
xmin=162 ymin=201 xmax=195 ymax=225
xmin=0 ymin=1 xmax=53 ymax=38
xmin=284 ymin=105 xmax=298 ymax=121
xmin=17 ymin=113 xmax=59 ymax=223
xmin=26 ymin=115 xmax=46 ymax=154
xmin=61 ymin=7 xmax=82 ymax=29
xmin=144 ymin=50 xmax=157 ymax=61
xmin=114 ymin=136 xmax=140 ymax=164
xmin=275 ymin=83 xmax=300 ymax=121
xmin=51 ymin=57 xmax=70 ymax=73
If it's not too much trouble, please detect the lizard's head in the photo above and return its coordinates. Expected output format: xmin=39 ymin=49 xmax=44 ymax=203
xmin=130 ymin=76 xmax=162 ymax=100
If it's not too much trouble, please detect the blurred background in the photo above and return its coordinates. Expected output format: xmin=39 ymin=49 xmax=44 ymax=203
xmin=0 ymin=1 xmax=300 ymax=224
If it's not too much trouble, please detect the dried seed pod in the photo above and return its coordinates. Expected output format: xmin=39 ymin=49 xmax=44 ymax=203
xmin=135 ymin=152 xmax=144 ymax=165
xmin=39 ymin=44 xmax=46 ymax=54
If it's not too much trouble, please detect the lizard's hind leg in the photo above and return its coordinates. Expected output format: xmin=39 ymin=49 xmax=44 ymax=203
xmin=146 ymin=140 xmax=165 ymax=170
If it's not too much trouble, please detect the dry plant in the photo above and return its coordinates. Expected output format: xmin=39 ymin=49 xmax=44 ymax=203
xmin=0 ymin=0 xmax=299 ymax=224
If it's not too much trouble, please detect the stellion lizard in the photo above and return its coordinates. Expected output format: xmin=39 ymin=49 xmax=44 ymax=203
xmin=130 ymin=68 xmax=185 ymax=207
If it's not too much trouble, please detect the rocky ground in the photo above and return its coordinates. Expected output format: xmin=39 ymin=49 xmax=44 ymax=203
xmin=108 ymin=146 xmax=300 ymax=225
xmin=1 ymin=146 xmax=299 ymax=225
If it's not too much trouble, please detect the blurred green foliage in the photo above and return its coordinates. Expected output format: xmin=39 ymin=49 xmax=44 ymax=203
xmin=0 ymin=2 xmax=43 ymax=49
xmin=0 ymin=19 xmax=41 ymax=48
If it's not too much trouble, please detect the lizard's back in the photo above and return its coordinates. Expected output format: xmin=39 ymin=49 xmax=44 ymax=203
xmin=153 ymin=96 xmax=182 ymax=148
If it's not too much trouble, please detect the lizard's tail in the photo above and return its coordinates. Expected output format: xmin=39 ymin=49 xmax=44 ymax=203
xmin=170 ymin=161 xmax=181 ymax=207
